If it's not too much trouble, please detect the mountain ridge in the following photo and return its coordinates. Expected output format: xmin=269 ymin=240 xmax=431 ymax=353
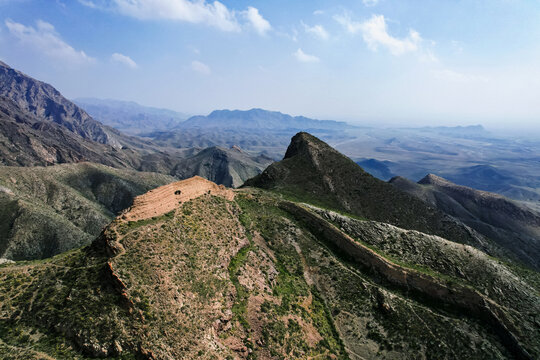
xmin=391 ymin=173 xmax=540 ymax=269
xmin=1 ymin=169 xmax=538 ymax=358
xmin=74 ymin=97 xmax=188 ymax=136
xmin=0 ymin=62 xmax=123 ymax=147
xmin=244 ymin=132 xmax=507 ymax=260
xmin=179 ymin=108 xmax=351 ymax=130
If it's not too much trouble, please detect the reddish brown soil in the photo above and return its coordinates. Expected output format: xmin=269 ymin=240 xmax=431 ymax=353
xmin=122 ymin=176 xmax=235 ymax=221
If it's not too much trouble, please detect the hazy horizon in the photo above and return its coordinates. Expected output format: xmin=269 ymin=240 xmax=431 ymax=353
xmin=1 ymin=0 xmax=540 ymax=131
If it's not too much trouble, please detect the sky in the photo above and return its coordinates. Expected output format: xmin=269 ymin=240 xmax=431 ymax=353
xmin=1 ymin=0 xmax=540 ymax=129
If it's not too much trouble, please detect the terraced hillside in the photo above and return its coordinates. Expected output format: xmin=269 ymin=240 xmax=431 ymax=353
xmin=1 ymin=135 xmax=539 ymax=359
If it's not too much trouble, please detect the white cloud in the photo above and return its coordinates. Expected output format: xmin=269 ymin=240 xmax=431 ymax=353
xmin=82 ymin=0 xmax=240 ymax=32
xmin=81 ymin=1 xmax=270 ymax=35
xmin=293 ymin=48 xmax=320 ymax=63
xmin=419 ymin=49 xmax=438 ymax=63
xmin=362 ymin=0 xmax=379 ymax=6
xmin=291 ymin=27 xmax=298 ymax=42
xmin=111 ymin=52 xmax=137 ymax=68
xmin=5 ymin=19 xmax=93 ymax=63
xmin=302 ymin=21 xmax=329 ymax=40
xmin=313 ymin=10 xmax=324 ymax=16
xmin=78 ymin=0 xmax=98 ymax=8
xmin=333 ymin=13 xmax=363 ymax=34
xmin=431 ymin=69 xmax=488 ymax=83
xmin=243 ymin=6 xmax=271 ymax=36
xmin=191 ymin=60 xmax=211 ymax=75
xmin=335 ymin=14 xmax=422 ymax=56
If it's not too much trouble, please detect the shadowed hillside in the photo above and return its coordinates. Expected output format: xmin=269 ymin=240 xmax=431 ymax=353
xmin=0 ymin=163 xmax=174 ymax=261
xmin=172 ymin=146 xmax=273 ymax=188
xmin=390 ymin=174 xmax=540 ymax=270
xmin=244 ymin=132 xmax=509 ymax=260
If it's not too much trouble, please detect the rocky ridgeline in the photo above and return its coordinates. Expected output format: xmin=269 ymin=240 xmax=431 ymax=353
xmin=391 ymin=173 xmax=540 ymax=270
xmin=282 ymin=201 xmax=536 ymax=359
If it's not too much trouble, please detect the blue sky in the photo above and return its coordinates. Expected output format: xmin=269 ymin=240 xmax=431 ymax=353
xmin=1 ymin=0 xmax=540 ymax=129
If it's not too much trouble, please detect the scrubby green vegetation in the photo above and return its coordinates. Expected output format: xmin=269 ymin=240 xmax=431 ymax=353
xmin=0 ymin=183 xmax=538 ymax=359
xmin=0 ymin=162 xmax=174 ymax=261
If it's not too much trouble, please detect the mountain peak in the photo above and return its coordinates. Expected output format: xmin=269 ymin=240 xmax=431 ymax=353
xmin=230 ymin=144 xmax=242 ymax=152
xmin=244 ymin=132 xmax=493 ymax=255
xmin=283 ymin=132 xmax=325 ymax=159
xmin=282 ymin=131 xmax=343 ymax=162
xmin=418 ymin=173 xmax=451 ymax=185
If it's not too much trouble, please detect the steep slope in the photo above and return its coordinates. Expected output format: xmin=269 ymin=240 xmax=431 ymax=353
xmin=244 ymin=132 xmax=505 ymax=259
xmin=0 ymin=96 xmax=146 ymax=168
xmin=0 ymin=163 xmax=174 ymax=261
xmin=1 ymin=177 xmax=538 ymax=359
xmin=0 ymin=62 xmax=272 ymax=188
xmin=0 ymin=61 xmax=123 ymax=147
xmin=390 ymin=174 xmax=540 ymax=270
xmin=172 ymin=146 xmax=273 ymax=188
xmin=75 ymin=98 xmax=187 ymax=136
xmin=356 ymin=158 xmax=396 ymax=181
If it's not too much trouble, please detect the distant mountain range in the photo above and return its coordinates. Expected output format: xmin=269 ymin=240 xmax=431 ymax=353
xmin=178 ymin=108 xmax=350 ymax=130
xmin=0 ymin=61 xmax=270 ymax=187
xmin=76 ymin=96 xmax=540 ymax=212
xmin=74 ymin=98 xmax=188 ymax=136
xmin=140 ymin=108 xmax=355 ymax=158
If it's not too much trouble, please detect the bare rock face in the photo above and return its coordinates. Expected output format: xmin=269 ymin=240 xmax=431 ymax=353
xmin=0 ymin=61 xmax=120 ymax=147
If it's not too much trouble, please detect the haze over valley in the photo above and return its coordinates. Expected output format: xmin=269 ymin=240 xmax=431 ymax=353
xmin=1 ymin=1 xmax=539 ymax=359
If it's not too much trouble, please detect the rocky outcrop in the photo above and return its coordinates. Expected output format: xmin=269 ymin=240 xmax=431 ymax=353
xmin=0 ymin=61 xmax=120 ymax=147
xmin=246 ymin=132 xmax=505 ymax=260
xmin=280 ymin=201 xmax=533 ymax=359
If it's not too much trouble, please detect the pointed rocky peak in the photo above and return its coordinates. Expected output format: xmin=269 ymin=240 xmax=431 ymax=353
xmin=244 ymin=132 xmax=492 ymax=256
xmin=418 ymin=173 xmax=453 ymax=186
xmin=283 ymin=131 xmax=339 ymax=160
